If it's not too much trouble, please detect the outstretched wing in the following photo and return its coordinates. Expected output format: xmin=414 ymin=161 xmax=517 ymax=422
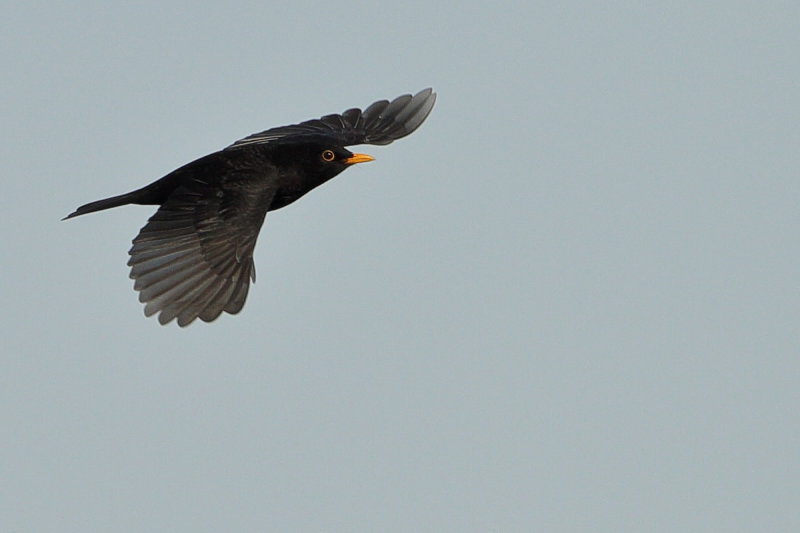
xmin=127 ymin=169 xmax=276 ymax=327
xmin=227 ymin=88 xmax=436 ymax=150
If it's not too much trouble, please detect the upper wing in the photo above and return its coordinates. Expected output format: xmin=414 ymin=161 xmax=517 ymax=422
xmin=127 ymin=169 xmax=276 ymax=327
xmin=226 ymin=88 xmax=436 ymax=150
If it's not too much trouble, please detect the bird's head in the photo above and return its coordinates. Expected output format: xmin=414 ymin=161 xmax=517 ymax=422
xmin=280 ymin=143 xmax=375 ymax=187
xmin=318 ymin=145 xmax=375 ymax=171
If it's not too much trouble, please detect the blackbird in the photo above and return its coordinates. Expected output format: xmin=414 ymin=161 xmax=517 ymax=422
xmin=65 ymin=88 xmax=436 ymax=326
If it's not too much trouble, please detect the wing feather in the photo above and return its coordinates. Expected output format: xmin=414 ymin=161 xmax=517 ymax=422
xmin=128 ymin=173 xmax=275 ymax=326
xmin=227 ymin=88 xmax=436 ymax=149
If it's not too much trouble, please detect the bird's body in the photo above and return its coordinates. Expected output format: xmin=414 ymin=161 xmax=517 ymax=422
xmin=66 ymin=89 xmax=435 ymax=326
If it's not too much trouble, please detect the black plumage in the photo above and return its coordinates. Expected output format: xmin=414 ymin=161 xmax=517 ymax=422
xmin=65 ymin=88 xmax=436 ymax=326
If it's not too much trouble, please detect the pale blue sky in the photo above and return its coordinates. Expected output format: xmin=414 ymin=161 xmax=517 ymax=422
xmin=3 ymin=2 xmax=799 ymax=531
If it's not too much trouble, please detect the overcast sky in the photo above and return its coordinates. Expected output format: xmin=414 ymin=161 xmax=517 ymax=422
xmin=3 ymin=2 xmax=799 ymax=531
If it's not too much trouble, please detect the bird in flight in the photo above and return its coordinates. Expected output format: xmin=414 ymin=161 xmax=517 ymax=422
xmin=65 ymin=88 xmax=436 ymax=326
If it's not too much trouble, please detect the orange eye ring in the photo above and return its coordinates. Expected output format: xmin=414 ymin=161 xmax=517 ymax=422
xmin=321 ymin=149 xmax=335 ymax=162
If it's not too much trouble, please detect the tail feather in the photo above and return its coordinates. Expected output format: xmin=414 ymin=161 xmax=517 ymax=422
xmin=63 ymin=191 xmax=140 ymax=220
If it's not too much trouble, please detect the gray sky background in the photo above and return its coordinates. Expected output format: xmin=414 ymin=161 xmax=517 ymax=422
xmin=3 ymin=2 xmax=799 ymax=531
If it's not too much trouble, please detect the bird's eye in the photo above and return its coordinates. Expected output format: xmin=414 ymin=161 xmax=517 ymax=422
xmin=321 ymin=149 xmax=335 ymax=162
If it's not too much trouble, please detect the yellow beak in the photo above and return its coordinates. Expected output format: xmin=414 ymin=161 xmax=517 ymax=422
xmin=344 ymin=153 xmax=375 ymax=165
